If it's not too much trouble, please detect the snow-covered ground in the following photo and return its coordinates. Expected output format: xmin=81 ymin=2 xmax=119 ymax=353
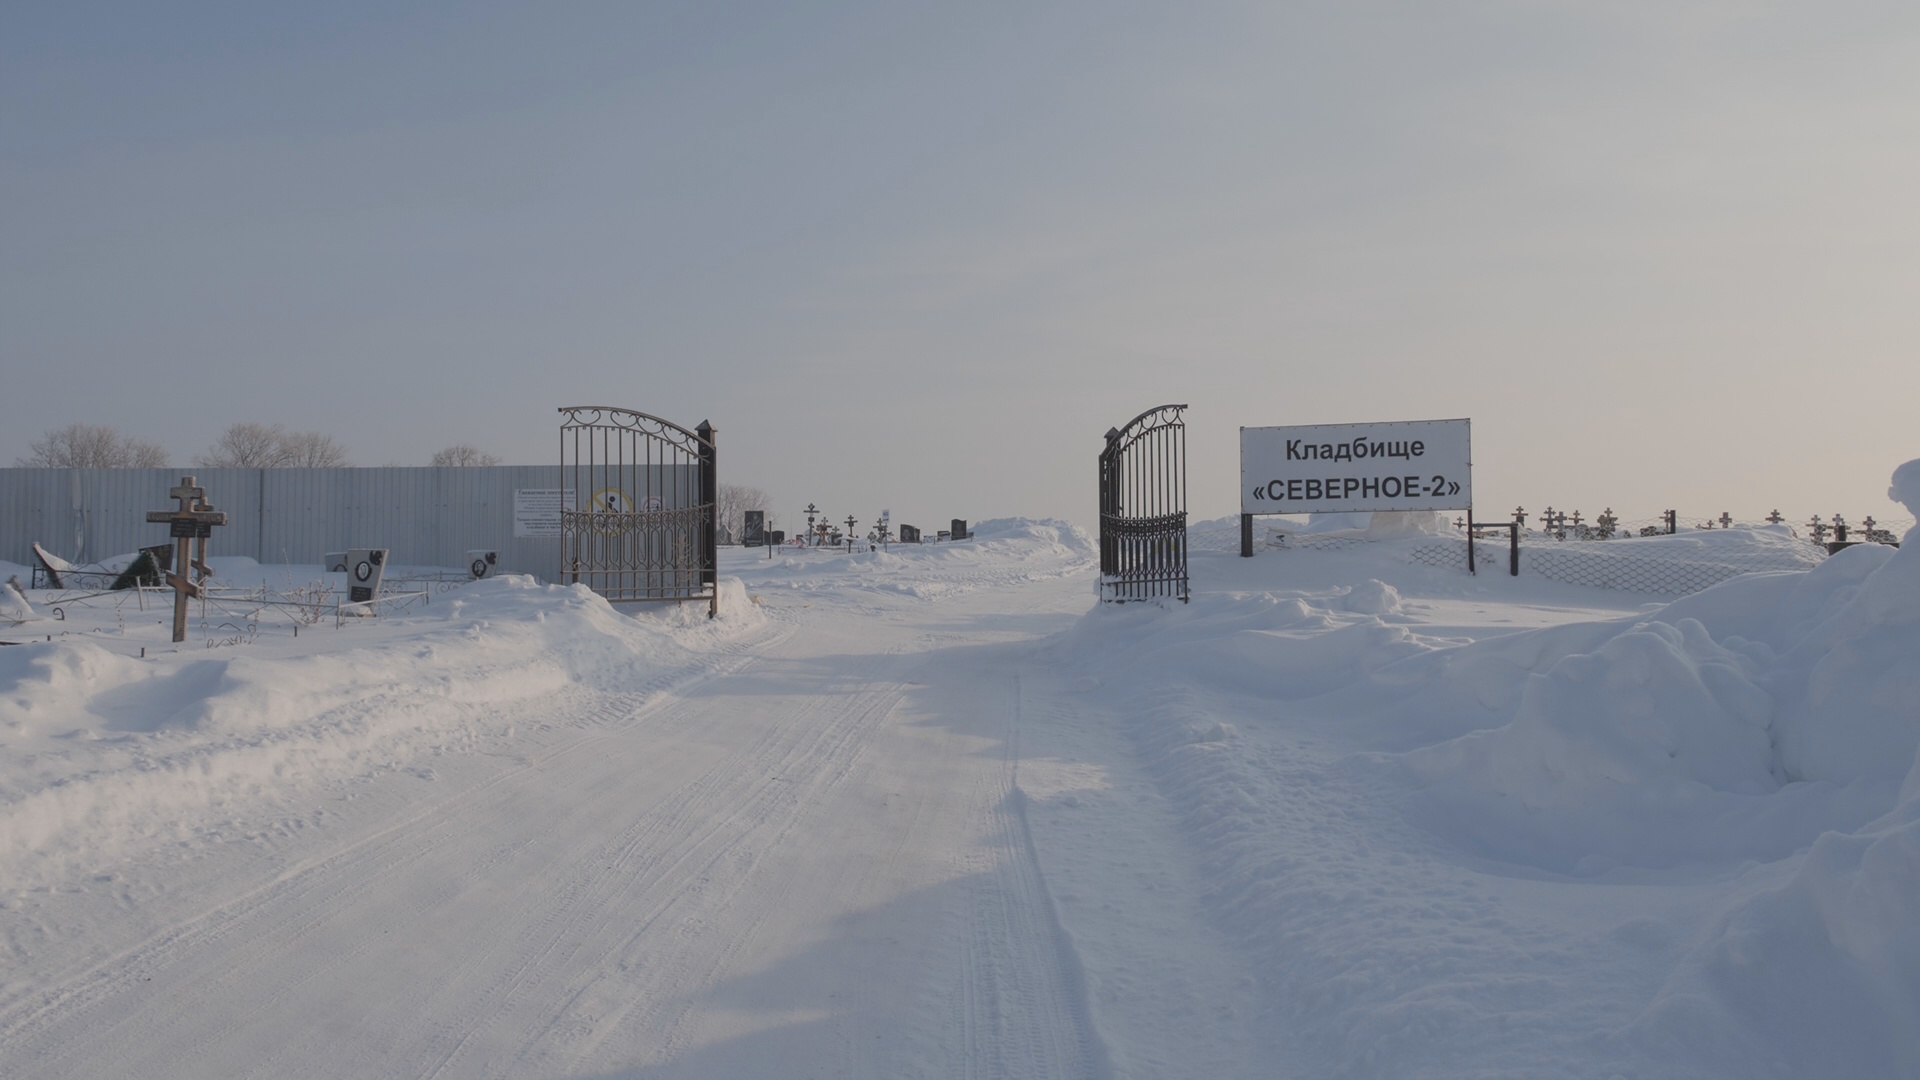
xmin=2 ymin=470 xmax=1916 ymax=1077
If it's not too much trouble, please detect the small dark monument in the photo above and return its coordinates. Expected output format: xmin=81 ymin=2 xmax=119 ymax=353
xmin=144 ymin=476 xmax=228 ymax=643
xmin=109 ymin=545 xmax=174 ymax=590
xmin=899 ymin=524 xmax=921 ymax=544
xmin=951 ymin=519 xmax=968 ymax=541
xmin=743 ymin=510 xmax=766 ymax=547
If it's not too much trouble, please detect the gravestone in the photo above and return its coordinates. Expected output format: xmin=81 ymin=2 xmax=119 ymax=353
xmin=345 ymin=548 xmax=387 ymax=606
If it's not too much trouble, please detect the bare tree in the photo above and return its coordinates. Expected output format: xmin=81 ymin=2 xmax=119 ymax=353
xmin=716 ymin=483 xmax=774 ymax=543
xmin=431 ymin=444 xmax=502 ymax=467
xmin=195 ymin=422 xmax=351 ymax=467
xmin=279 ymin=431 xmax=351 ymax=467
xmin=16 ymin=423 xmax=168 ymax=467
xmin=196 ymin=422 xmax=289 ymax=467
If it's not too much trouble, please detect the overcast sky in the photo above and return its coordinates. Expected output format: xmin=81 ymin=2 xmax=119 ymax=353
xmin=6 ymin=1 xmax=1918 ymax=530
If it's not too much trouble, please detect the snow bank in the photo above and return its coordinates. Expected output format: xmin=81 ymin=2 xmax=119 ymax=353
xmin=1386 ymin=465 xmax=1920 ymax=1065
xmin=1405 ymin=494 xmax=1919 ymax=861
xmin=0 ymin=574 xmax=765 ymax=889
xmin=1062 ymin=459 xmax=1920 ymax=1074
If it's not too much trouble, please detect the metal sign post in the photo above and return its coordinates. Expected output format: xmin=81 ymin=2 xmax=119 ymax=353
xmin=143 ymin=476 xmax=228 ymax=643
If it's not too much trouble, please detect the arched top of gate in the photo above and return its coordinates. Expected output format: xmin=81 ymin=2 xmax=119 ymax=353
xmin=1102 ymin=403 xmax=1187 ymax=458
xmin=558 ymin=405 xmax=715 ymax=454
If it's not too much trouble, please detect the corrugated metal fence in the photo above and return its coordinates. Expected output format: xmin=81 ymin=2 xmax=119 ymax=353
xmin=0 ymin=467 xmax=569 ymax=578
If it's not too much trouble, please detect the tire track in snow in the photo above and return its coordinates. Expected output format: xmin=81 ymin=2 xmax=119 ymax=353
xmin=0 ymin=621 xmax=793 ymax=1077
xmin=420 ymin=639 xmax=917 ymax=1077
xmin=0 ymin=686 xmax=656 ymax=1076
xmin=3 ymin=569 xmax=1120 ymax=1079
xmin=953 ymin=673 xmax=1113 ymax=1080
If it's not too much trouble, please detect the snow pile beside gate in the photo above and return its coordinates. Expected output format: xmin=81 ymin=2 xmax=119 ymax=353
xmin=1060 ymin=460 xmax=1920 ymax=1075
xmin=1404 ymin=469 xmax=1920 ymax=1075
xmin=1406 ymin=525 xmax=1920 ymax=1070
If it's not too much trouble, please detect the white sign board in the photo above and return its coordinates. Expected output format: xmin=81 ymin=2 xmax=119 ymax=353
xmin=513 ymin=489 xmax=576 ymax=538
xmin=1241 ymin=418 xmax=1472 ymax=514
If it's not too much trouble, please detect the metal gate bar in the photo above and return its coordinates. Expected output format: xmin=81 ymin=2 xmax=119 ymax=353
xmin=558 ymin=405 xmax=718 ymax=616
xmin=1098 ymin=403 xmax=1189 ymax=602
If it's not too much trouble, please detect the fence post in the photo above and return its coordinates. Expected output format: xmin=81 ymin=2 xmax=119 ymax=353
xmin=1466 ymin=510 xmax=1477 ymax=575
xmin=1509 ymin=521 xmax=1519 ymax=576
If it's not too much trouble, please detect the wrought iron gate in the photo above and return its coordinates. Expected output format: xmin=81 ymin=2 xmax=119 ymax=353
xmin=1098 ymin=403 xmax=1189 ymax=603
xmin=559 ymin=406 xmax=718 ymax=617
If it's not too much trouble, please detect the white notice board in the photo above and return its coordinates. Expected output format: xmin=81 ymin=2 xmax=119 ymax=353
xmin=513 ymin=489 xmax=576 ymax=538
xmin=1241 ymin=419 xmax=1471 ymax=514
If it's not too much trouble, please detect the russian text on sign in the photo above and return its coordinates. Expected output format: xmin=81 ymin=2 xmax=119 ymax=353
xmin=1242 ymin=419 xmax=1471 ymax=515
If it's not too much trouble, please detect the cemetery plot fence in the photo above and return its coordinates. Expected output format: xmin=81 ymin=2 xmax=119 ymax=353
xmin=1098 ymin=403 xmax=1190 ymax=603
xmin=558 ymin=406 xmax=718 ymax=617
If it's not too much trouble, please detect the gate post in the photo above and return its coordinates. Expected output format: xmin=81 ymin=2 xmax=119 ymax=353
xmin=1098 ymin=427 xmax=1120 ymax=579
xmin=697 ymin=420 xmax=718 ymax=618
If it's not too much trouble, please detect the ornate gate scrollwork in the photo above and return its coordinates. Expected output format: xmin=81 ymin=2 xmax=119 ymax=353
xmin=559 ymin=406 xmax=718 ymax=617
xmin=1098 ymin=403 xmax=1189 ymax=603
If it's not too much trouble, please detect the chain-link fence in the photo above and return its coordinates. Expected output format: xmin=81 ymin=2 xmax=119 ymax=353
xmin=1408 ymin=533 xmax=1830 ymax=594
xmin=1193 ymin=511 xmax=1910 ymax=597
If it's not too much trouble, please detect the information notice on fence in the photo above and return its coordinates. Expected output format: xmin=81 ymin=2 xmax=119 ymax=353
xmin=513 ymin=489 xmax=576 ymax=538
xmin=1241 ymin=418 xmax=1471 ymax=514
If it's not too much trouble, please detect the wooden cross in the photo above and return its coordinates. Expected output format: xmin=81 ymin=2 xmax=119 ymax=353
xmin=1718 ymin=512 xmax=1733 ymax=529
xmin=1766 ymin=510 xmax=1784 ymax=525
xmin=144 ymin=476 xmax=228 ymax=643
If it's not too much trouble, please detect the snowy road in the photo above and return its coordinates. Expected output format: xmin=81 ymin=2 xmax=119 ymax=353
xmin=1 ymin=540 xmax=1124 ymax=1078
xmin=9 ymin=508 xmax=1919 ymax=1078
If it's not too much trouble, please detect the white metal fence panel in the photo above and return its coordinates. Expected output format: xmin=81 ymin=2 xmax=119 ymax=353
xmin=0 ymin=467 xmax=570 ymax=579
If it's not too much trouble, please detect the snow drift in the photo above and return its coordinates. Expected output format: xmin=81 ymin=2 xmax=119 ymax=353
xmin=0 ymin=575 xmax=764 ymax=889
xmin=1062 ymin=461 xmax=1920 ymax=1076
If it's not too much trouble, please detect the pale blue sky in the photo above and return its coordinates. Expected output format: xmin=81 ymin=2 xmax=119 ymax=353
xmin=6 ymin=2 xmax=1918 ymax=530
